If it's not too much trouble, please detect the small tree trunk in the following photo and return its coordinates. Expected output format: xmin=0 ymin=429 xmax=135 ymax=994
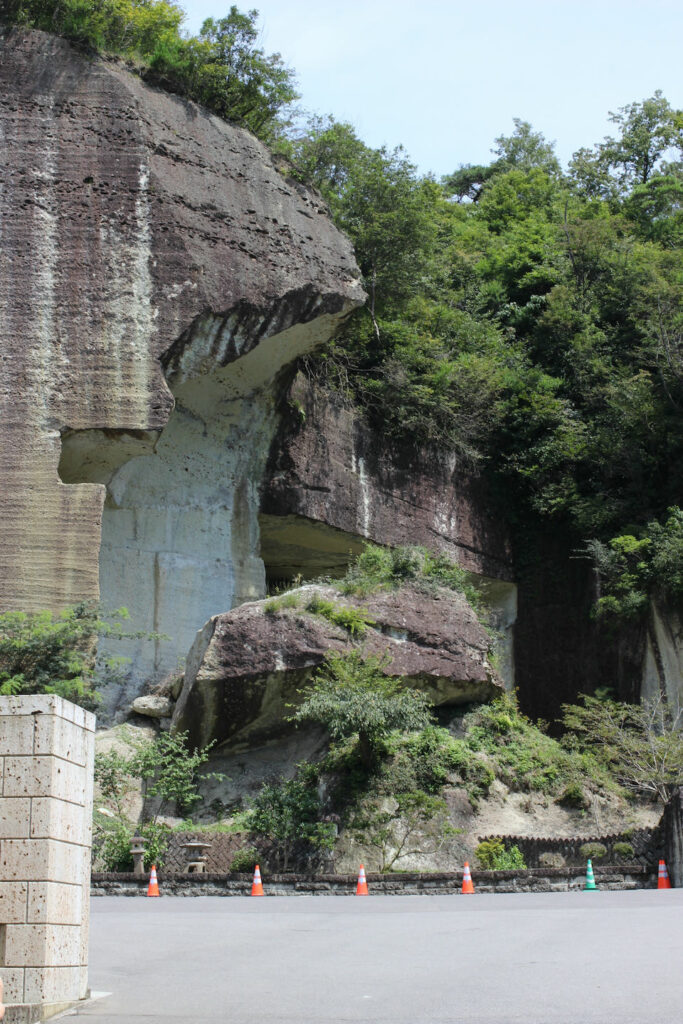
xmin=358 ymin=732 xmax=374 ymax=770
xmin=370 ymin=266 xmax=381 ymax=343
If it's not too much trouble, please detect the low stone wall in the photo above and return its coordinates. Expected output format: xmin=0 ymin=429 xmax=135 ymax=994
xmin=478 ymin=828 xmax=662 ymax=869
xmin=92 ymin=864 xmax=653 ymax=897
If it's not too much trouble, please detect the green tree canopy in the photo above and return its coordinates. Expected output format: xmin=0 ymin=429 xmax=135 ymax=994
xmin=562 ymin=694 xmax=683 ymax=803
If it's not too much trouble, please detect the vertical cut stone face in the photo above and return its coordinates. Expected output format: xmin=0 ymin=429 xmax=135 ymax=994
xmin=0 ymin=28 xmax=364 ymax=709
xmin=261 ymin=377 xmax=514 ymax=581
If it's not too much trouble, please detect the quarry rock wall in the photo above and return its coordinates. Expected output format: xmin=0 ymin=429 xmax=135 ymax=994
xmin=0 ymin=28 xmax=363 ymax=715
xmin=261 ymin=376 xmax=518 ymax=689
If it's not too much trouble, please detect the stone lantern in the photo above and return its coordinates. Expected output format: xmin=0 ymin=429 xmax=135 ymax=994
xmin=130 ymin=835 xmax=146 ymax=875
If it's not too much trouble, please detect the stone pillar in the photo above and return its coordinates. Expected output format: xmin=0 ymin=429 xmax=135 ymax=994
xmin=0 ymin=696 xmax=95 ymax=1023
xmin=663 ymin=787 xmax=683 ymax=888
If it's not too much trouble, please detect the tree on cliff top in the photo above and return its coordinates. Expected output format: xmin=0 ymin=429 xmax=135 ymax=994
xmin=6 ymin=2 xmax=298 ymax=142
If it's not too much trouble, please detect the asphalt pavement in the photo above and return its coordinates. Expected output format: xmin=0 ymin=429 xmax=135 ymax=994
xmin=61 ymin=889 xmax=683 ymax=1023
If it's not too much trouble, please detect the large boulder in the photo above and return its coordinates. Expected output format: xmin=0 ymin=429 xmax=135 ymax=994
xmin=172 ymin=583 xmax=503 ymax=751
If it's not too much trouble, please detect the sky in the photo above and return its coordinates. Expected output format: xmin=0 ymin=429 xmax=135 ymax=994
xmin=182 ymin=0 xmax=683 ymax=178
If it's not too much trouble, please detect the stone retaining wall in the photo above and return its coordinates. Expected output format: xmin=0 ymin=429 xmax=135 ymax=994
xmin=92 ymin=864 xmax=652 ymax=897
xmin=478 ymin=828 xmax=662 ymax=869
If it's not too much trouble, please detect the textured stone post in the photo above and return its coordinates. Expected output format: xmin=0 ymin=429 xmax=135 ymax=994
xmin=0 ymin=696 xmax=95 ymax=1022
xmin=663 ymin=786 xmax=683 ymax=888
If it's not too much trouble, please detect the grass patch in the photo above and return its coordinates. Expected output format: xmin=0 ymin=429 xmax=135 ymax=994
xmin=304 ymin=594 xmax=375 ymax=636
xmin=475 ymin=838 xmax=526 ymax=870
xmin=264 ymin=592 xmax=300 ymax=615
xmin=340 ymin=544 xmax=484 ymax=614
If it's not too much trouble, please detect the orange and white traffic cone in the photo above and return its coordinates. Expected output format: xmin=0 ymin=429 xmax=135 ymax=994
xmin=658 ymin=859 xmax=672 ymax=889
xmin=356 ymin=864 xmax=369 ymax=895
xmin=147 ymin=865 xmax=160 ymax=897
xmin=251 ymin=865 xmax=264 ymax=896
xmin=461 ymin=861 xmax=475 ymax=894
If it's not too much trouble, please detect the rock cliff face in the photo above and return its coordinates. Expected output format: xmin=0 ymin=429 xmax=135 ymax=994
xmin=0 ymin=29 xmax=363 ymax=712
xmin=262 ymin=377 xmax=514 ymax=582
xmin=513 ymin=531 xmax=683 ymax=723
xmin=261 ymin=376 xmax=518 ymax=687
xmin=172 ymin=583 xmax=502 ymax=751
xmin=7 ymin=29 xmax=671 ymax=729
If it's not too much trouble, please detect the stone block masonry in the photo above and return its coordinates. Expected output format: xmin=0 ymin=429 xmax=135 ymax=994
xmin=0 ymin=696 xmax=95 ymax=1023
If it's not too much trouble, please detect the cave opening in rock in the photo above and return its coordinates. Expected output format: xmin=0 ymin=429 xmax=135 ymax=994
xmin=259 ymin=514 xmax=365 ymax=593
xmin=57 ymin=305 xmax=349 ymax=719
xmin=59 ymin=378 xmax=275 ymax=718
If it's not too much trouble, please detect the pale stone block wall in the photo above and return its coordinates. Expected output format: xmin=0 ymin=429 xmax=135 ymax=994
xmin=0 ymin=696 xmax=95 ymax=1021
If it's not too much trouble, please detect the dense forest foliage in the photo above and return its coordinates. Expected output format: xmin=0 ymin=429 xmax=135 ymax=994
xmin=283 ymin=99 xmax=683 ymax=612
xmin=4 ymin=2 xmax=683 ymax=614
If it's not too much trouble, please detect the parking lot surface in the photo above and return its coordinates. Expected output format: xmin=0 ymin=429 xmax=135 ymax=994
xmin=66 ymin=890 xmax=683 ymax=1023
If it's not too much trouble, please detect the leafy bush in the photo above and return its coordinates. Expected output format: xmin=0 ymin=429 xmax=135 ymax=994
xmin=138 ymin=820 xmax=172 ymax=869
xmin=397 ymin=725 xmax=494 ymax=805
xmin=562 ymin=694 xmax=683 ymax=802
xmin=557 ymin=781 xmax=590 ymax=808
xmin=247 ymin=775 xmax=334 ymax=872
xmin=92 ymin=816 xmax=134 ymax=872
xmin=304 ymin=594 xmax=374 ymax=637
xmin=126 ymin=730 xmax=220 ymax=819
xmin=587 ymin=508 xmax=683 ymax=620
xmin=0 ymin=603 xmax=146 ymax=710
xmin=229 ymin=846 xmax=260 ymax=873
xmin=291 ymin=650 xmax=432 ymax=768
xmin=539 ymin=851 xmax=566 ymax=869
xmin=579 ymin=842 xmax=607 ymax=860
xmin=94 ymin=731 xmax=219 ymax=868
xmin=475 ymin=838 xmax=526 ymax=870
xmin=612 ymin=841 xmax=635 ymax=860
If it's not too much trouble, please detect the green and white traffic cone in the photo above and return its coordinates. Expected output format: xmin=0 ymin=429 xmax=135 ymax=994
xmin=584 ymin=858 xmax=599 ymax=891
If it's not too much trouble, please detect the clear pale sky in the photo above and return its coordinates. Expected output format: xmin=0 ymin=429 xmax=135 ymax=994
xmin=182 ymin=0 xmax=682 ymax=178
